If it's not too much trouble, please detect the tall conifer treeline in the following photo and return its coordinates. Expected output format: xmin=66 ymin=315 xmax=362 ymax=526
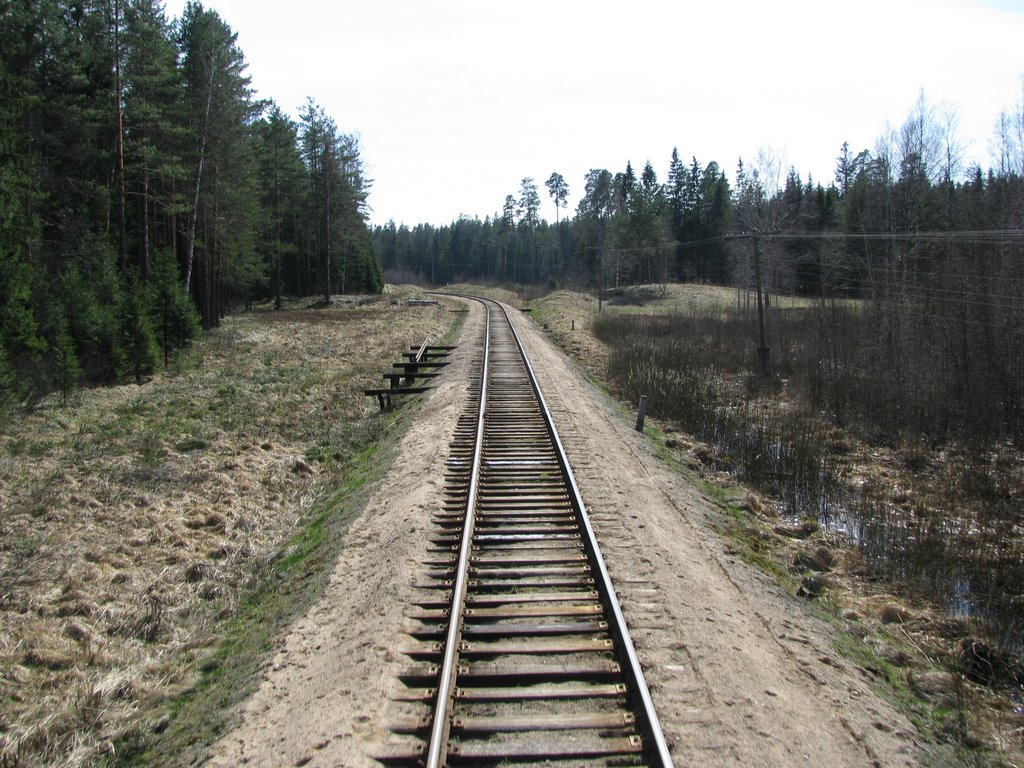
xmin=373 ymin=92 xmax=1024 ymax=445
xmin=374 ymin=95 xmax=1024 ymax=296
xmin=0 ymin=0 xmax=381 ymax=406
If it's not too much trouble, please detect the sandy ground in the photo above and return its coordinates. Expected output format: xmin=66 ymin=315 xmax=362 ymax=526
xmin=206 ymin=299 xmax=928 ymax=767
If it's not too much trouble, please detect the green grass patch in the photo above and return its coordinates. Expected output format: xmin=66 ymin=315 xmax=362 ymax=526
xmin=27 ymin=439 xmax=55 ymax=457
xmin=173 ymin=436 xmax=209 ymax=452
xmin=830 ymin=628 xmax=1009 ymax=767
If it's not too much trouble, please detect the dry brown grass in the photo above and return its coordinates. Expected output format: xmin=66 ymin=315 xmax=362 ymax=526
xmin=0 ymin=291 xmax=455 ymax=767
xmin=529 ymin=285 xmax=1024 ymax=763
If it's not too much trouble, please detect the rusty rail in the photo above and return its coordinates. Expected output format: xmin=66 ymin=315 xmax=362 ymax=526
xmin=386 ymin=296 xmax=673 ymax=766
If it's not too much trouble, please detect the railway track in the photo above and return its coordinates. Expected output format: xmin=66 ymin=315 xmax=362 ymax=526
xmin=387 ymin=296 xmax=673 ymax=767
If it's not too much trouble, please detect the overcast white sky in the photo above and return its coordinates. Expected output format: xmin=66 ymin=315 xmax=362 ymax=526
xmin=163 ymin=0 xmax=1024 ymax=227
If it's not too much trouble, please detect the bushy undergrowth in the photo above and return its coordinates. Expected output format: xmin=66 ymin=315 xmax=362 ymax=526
xmin=594 ymin=311 xmax=847 ymax=519
xmin=857 ymin=452 xmax=1024 ymax=653
xmin=593 ymin=299 xmax=1024 ymax=651
xmin=796 ymin=299 xmax=1024 ymax=444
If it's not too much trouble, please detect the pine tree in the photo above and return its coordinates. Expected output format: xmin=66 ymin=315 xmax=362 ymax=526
xmin=544 ymin=172 xmax=569 ymax=225
xmin=254 ymin=104 xmax=304 ymax=307
xmin=299 ymin=100 xmax=376 ymax=297
xmin=123 ymin=0 xmax=187 ymax=282
xmin=574 ymin=169 xmax=613 ymax=281
xmin=517 ymin=178 xmax=541 ymax=280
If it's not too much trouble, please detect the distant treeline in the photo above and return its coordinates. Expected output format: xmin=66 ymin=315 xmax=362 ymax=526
xmin=373 ymin=93 xmax=1024 ymax=298
xmin=1 ymin=0 xmax=381 ymax=406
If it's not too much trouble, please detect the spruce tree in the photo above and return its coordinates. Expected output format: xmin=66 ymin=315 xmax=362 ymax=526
xmin=50 ymin=314 xmax=81 ymax=404
xmin=118 ymin=279 xmax=159 ymax=384
xmin=299 ymin=99 xmax=376 ymax=296
xmin=150 ymin=249 xmax=200 ymax=366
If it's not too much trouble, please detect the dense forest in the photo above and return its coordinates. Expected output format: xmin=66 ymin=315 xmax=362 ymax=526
xmin=373 ymin=93 xmax=1024 ymax=300
xmin=0 ymin=0 xmax=381 ymax=406
xmin=3 ymin=2 xmax=1022 ymax=411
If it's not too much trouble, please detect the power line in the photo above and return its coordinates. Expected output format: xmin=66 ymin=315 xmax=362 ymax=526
xmin=596 ymin=229 xmax=1024 ymax=255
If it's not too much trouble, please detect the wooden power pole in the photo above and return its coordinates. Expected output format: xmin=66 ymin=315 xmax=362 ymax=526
xmin=752 ymin=235 xmax=772 ymax=376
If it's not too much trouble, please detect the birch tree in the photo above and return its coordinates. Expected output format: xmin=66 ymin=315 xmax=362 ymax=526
xmin=177 ymin=1 xmax=255 ymax=310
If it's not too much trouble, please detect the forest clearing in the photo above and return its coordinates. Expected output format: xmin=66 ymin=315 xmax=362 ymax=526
xmin=2 ymin=285 xmax=1022 ymax=766
xmin=3 ymin=3 xmax=1024 ymax=765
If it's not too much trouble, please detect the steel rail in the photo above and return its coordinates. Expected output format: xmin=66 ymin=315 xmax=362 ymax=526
xmin=497 ymin=299 xmax=674 ymax=767
xmin=411 ymin=293 xmax=673 ymax=767
xmin=424 ymin=305 xmax=490 ymax=768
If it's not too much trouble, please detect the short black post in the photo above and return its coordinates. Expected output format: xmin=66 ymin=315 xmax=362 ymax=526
xmin=635 ymin=395 xmax=648 ymax=432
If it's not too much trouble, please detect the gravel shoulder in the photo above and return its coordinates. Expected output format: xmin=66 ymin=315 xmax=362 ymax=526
xmin=206 ymin=298 xmax=929 ymax=767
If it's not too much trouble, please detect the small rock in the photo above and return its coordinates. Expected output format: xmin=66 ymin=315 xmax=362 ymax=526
xmin=879 ymin=605 xmax=913 ymax=625
xmin=797 ymin=575 xmax=827 ymax=598
xmin=793 ymin=546 xmax=835 ymax=572
xmin=774 ymin=520 xmax=819 ymax=539
xmin=291 ymin=458 xmax=314 ymax=475
xmin=743 ymin=494 xmax=764 ymax=514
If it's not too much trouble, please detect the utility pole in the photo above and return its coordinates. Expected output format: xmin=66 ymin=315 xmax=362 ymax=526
xmin=752 ymin=234 xmax=772 ymax=376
